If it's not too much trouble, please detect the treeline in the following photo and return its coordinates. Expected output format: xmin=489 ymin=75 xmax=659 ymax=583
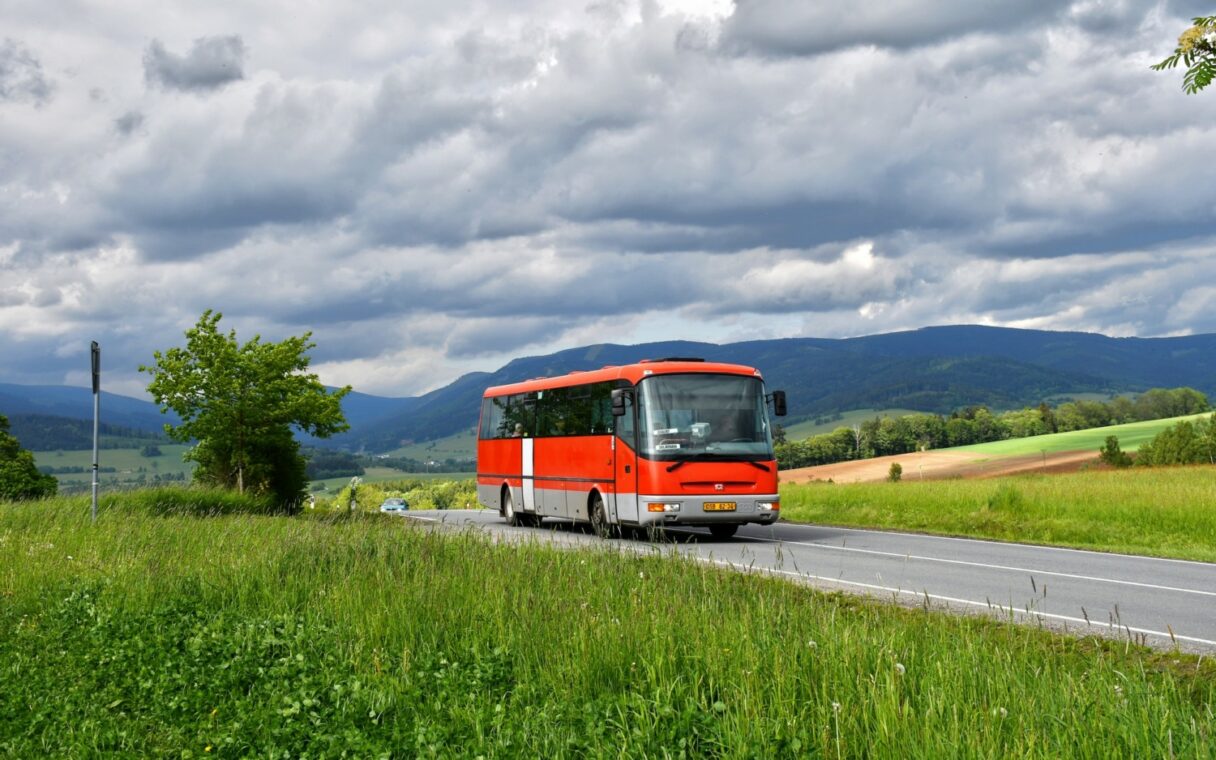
xmin=5 ymin=414 xmax=164 ymax=451
xmin=364 ymin=455 xmax=475 ymax=474
xmin=776 ymin=387 xmax=1210 ymax=470
xmin=304 ymin=449 xmax=365 ymax=480
xmin=1134 ymin=414 xmax=1216 ymax=466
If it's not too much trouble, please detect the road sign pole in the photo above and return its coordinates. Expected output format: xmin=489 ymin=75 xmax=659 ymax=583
xmin=91 ymin=341 xmax=100 ymax=522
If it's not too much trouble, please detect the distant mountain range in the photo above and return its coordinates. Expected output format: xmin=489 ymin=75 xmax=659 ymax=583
xmin=4 ymin=325 xmax=1216 ymax=452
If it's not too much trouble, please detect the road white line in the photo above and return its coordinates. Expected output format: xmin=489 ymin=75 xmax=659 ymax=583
xmin=693 ymin=556 xmax=1216 ymax=648
xmin=743 ymin=535 xmax=1216 ymax=598
xmin=765 ymin=522 xmax=1216 ymax=568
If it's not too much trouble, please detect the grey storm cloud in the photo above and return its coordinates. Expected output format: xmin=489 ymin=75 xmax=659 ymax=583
xmin=114 ymin=110 xmax=144 ymax=135
xmin=0 ymin=38 xmax=52 ymax=103
xmin=719 ymin=0 xmax=1071 ymax=56
xmin=143 ymin=36 xmax=246 ymax=92
xmin=2 ymin=0 xmax=1216 ymax=396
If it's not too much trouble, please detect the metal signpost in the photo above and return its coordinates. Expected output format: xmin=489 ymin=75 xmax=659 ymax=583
xmin=91 ymin=341 xmax=100 ymax=522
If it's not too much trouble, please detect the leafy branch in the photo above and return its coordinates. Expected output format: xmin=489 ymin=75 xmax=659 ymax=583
xmin=1152 ymin=15 xmax=1216 ymax=94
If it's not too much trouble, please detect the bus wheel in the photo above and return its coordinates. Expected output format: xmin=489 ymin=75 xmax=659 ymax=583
xmin=503 ymin=487 xmax=523 ymax=527
xmin=709 ymin=524 xmax=738 ymax=540
xmin=589 ymin=494 xmax=613 ymax=538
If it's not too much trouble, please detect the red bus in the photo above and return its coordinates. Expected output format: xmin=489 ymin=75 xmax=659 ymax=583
xmin=476 ymin=358 xmax=787 ymax=539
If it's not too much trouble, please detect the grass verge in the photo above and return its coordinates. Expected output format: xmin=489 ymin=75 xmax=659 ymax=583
xmin=1 ymin=494 xmax=1214 ymax=756
xmin=780 ymin=467 xmax=1216 ymax=562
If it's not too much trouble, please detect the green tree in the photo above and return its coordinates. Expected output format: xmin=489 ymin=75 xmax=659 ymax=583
xmin=141 ymin=311 xmax=351 ymax=506
xmin=1098 ymin=435 xmax=1132 ymax=468
xmin=0 ymin=414 xmax=58 ymax=500
xmin=887 ymin=462 xmax=902 ymax=482
xmin=1152 ymin=16 xmax=1216 ymax=93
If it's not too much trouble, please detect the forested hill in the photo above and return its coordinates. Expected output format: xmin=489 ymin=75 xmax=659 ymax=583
xmin=5 ymin=414 xmax=164 ymax=451
xmin=6 ymin=326 xmax=1216 ymax=452
xmin=345 ymin=325 xmax=1216 ymax=451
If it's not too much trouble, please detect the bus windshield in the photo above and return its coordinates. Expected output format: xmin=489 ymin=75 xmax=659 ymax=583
xmin=636 ymin=374 xmax=774 ymax=461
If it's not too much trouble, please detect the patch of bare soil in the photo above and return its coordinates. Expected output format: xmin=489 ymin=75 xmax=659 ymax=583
xmin=782 ymin=449 xmax=1099 ymax=484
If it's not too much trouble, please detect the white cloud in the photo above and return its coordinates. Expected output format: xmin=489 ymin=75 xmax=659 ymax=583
xmin=0 ymin=0 xmax=1214 ymax=397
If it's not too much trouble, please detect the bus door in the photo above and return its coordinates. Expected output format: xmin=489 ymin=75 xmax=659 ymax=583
xmin=522 ymin=397 xmax=537 ymax=513
xmin=522 ymin=437 xmax=535 ymax=513
xmin=614 ymin=390 xmax=639 ymax=523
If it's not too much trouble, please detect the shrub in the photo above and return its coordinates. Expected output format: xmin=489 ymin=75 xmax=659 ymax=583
xmin=102 ymin=486 xmax=278 ymax=516
xmin=0 ymin=414 xmax=57 ymax=501
xmin=1098 ymin=435 xmax=1132 ymax=468
xmin=887 ymin=462 xmax=903 ymax=482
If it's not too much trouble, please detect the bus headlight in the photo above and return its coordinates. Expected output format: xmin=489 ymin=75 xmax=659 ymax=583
xmin=647 ymin=502 xmax=681 ymax=513
xmin=757 ymin=501 xmax=779 ymax=512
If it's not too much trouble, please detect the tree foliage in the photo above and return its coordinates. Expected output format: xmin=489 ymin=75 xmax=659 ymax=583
xmin=141 ymin=311 xmax=350 ymax=506
xmin=0 ymin=414 xmax=58 ymax=500
xmin=1135 ymin=414 xmax=1216 ymax=466
xmin=1152 ymin=16 xmax=1216 ymax=93
xmin=775 ymin=387 xmax=1209 ymax=470
xmin=1098 ymin=435 xmax=1132 ymax=468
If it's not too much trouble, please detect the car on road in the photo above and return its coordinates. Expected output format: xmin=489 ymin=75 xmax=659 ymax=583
xmin=379 ymin=497 xmax=409 ymax=512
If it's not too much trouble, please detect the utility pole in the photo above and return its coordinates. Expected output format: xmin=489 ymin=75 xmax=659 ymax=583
xmin=90 ymin=341 xmax=100 ymax=522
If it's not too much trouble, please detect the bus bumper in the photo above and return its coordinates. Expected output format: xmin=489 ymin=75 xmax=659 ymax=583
xmin=632 ymin=494 xmax=780 ymax=527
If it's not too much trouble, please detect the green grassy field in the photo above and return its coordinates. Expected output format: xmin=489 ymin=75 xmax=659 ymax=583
xmin=950 ymin=413 xmax=1212 ymax=456
xmin=1 ymin=493 xmax=1212 ymax=757
xmin=34 ymin=444 xmax=195 ymax=487
xmin=783 ymin=409 xmax=922 ymax=439
xmin=780 ymin=467 xmax=1216 ymax=562
xmin=381 ymin=428 xmax=477 ymax=461
xmin=310 ymin=467 xmax=475 ymax=493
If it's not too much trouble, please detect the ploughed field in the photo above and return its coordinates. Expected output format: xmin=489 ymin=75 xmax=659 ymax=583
xmin=782 ymin=412 xmax=1209 ymax=484
xmin=1 ymin=491 xmax=1213 ymax=757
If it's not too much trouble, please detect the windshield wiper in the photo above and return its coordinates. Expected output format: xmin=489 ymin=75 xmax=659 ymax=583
xmin=666 ymin=453 xmax=772 ymax=472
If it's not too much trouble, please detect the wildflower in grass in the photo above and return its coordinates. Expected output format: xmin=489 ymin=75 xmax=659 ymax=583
xmin=991 ymin=707 xmax=1008 ymax=719
xmin=894 ymin=662 xmax=905 ymax=676
xmin=807 ymin=640 xmax=817 ymax=649
xmin=831 ymin=701 xmax=841 ymax=713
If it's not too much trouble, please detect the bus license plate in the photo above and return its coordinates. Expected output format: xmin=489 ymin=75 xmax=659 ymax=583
xmin=703 ymin=502 xmax=736 ymax=512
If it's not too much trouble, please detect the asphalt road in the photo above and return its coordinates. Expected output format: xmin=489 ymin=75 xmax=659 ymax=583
xmin=402 ymin=509 xmax=1216 ymax=652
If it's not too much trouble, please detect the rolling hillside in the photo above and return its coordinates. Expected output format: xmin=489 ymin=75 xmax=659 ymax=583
xmin=5 ymin=326 xmax=1216 ymax=452
xmin=346 ymin=326 xmax=1216 ymax=450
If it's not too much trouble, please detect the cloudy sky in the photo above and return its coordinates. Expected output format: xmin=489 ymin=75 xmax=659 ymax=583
xmin=2 ymin=0 xmax=1215 ymax=398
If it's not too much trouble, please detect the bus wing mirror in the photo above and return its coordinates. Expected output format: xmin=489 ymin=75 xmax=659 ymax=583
xmin=771 ymin=390 xmax=787 ymax=417
xmin=611 ymin=388 xmax=629 ymax=417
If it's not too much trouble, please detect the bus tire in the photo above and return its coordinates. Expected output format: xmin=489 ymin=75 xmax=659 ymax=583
xmin=709 ymin=524 xmax=738 ymax=540
xmin=589 ymin=494 xmax=613 ymax=538
xmin=503 ymin=486 xmax=524 ymax=527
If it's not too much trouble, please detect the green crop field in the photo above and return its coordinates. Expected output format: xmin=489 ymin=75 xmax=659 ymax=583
xmin=309 ymin=467 xmax=475 ymax=493
xmin=780 ymin=467 xmax=1216 ymax=562
xmin=1 ymin=492 xmax=1212 ymax=757
xmin=33 ymin=444 xmax=195 ymax=488
xmin=782 ymin=409 xmax=921 ymax=439
xmin=950 ymin=412 xmax=1212 ymax=456
xmin=381 ymin=428 xmax=476 ymax=461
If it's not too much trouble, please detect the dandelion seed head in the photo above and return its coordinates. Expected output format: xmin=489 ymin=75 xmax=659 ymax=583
xmin=894 ymin=662 xmax=905 ymax=676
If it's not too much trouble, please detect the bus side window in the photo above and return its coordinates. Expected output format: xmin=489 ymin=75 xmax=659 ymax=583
xmin=588 ymin=382 xmax=613 ymax=434
xmin=615 ymin=388 xmax=635 ymax=444
xmin=483 ymin=396 xmax=507 ymax=439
